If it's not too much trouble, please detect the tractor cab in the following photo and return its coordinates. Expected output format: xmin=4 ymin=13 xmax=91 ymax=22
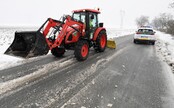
xmin=72 ymin=9 xmax=102 ymax=39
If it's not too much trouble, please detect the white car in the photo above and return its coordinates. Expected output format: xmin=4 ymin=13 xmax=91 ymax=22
xmin=133 ymin=27 xmax=156 ymax=45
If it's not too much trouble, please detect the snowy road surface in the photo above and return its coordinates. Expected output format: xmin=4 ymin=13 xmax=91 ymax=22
xmin=0 ymin=34 xmax=174 ymax=108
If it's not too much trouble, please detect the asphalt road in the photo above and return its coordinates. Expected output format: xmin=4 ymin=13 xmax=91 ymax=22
xmin=0 ymin=34 xmax=174 ymax=108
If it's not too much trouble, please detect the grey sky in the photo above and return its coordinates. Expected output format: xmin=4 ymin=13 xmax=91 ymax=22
xmin=0 ymin=0 xmax=173 ymax=28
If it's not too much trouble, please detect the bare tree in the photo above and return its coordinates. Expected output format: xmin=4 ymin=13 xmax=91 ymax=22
xmin=169 ymin=0 xmax=174 ymax=8
xmin=136 ymin=16 xmax=149 ymax=27
xmin=166 ymin=19 xmax=174 ymax=35
xmin=152 ymin=13 xmax=174 ymax=35
xmin=160 ymin=13 xmax=173 ymax=28
xmin=152 ymin=17 xmax=162 ymax=30
xmin=152 ymin=1 xmax=174 ymax=35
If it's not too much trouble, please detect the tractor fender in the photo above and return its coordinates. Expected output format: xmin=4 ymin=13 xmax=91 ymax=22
xmin=93 ymin=27 xmax=106 ymax=41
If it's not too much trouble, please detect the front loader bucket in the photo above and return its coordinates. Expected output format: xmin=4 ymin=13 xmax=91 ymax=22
xmin=4 ymin=31 xmax=49 ymax=58
xmin=107 ymin=39 xmax=117 ymax=49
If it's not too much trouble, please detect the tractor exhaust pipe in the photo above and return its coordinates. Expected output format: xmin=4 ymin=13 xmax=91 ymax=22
xmin=4 ymin=31 xmax=49 ymax=58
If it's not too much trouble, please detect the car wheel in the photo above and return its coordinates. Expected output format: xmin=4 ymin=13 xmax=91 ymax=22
xmin=152 ymin=42 xmax=155 ymax=45
xmin=134 ymin=39 xmax=137 ymax=44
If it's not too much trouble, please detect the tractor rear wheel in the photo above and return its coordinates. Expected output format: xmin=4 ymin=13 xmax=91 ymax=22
xmin=74 ymin=40 xmax=89 ymax=61
xmin=94 ymin=30 xmax=107 ymax=52
xmin=51 ymin=47 xmax=65 ymax=57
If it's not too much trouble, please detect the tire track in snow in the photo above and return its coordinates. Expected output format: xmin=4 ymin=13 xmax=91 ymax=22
xmin=0 ymin=58 xmax=74 ymax=95
xmin=45 ymin=58 xmax=108 ymax=108
xmin=1 ymin=51 xmax=110 ymax=108
xmin=0 ymin=48 xmax=110 ymax=98
xmin=0 ymin=54 xmax=74 ymax=83
xmin=0 ymin=34 xmax=133 ymax=107
xmin=53 ymin=46 xmax=131 ymax=108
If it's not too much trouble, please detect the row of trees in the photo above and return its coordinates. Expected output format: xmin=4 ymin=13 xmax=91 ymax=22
xmin=136 ymin=1 xmax=174 ymax=35
xmin=152 ymin=13 xmax=174 ymax=35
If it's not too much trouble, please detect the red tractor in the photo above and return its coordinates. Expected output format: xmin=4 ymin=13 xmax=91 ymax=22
xmin=5 ymin=9 xmax=107 ymax=61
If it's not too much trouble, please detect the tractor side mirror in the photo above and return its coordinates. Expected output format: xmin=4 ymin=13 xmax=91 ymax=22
xmin=99 ymin=23 xmax=103 ymax=27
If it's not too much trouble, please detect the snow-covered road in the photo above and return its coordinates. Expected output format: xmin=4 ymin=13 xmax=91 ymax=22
xmin=0 ymin=34 xmax=174 ymax=108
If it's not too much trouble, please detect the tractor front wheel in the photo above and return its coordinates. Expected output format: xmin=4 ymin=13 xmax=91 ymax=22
xmin=51 ymin=47 xmax=65 ymax=57
xmin=74 ymin=40 xmax=89 ymax=61
xmin=94 ymin=30 xmax=107 ymax=52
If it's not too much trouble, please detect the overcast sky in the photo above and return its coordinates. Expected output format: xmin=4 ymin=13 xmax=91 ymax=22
xmin=0 ymin=0 xmax=173 ymax=28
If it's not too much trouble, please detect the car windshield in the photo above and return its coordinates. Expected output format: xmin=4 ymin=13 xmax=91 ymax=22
xmin=138 ymin=29 xmax=154 ymax=35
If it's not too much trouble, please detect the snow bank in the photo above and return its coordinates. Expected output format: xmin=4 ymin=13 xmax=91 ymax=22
xmin=155 ymin=31 xmax=174 ymax=72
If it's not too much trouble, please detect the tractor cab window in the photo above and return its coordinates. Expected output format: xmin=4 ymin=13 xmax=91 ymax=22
xmin=72 ymin=13 xmax=85 ymax=24
xmin=89 ymin=14 xmax=97 ymax=28
xmin=81 ymin=14 xmax=86 ymax=23
xmin=73 ymin=13 xmax=80 ymax=21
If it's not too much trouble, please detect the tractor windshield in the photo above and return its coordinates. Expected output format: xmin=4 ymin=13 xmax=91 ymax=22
xmin=73 ymin=13 xmax=80 ymax=21
xmin=72 ymin=13 xmax=86 ymax=23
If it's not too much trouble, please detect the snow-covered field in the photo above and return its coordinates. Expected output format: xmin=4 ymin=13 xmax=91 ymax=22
xmin=106 ymin=28 xmax=135 ymax=39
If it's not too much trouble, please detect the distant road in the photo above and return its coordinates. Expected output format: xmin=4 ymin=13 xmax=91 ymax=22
xmin=0 ymin=34 xmax=174 ymax=108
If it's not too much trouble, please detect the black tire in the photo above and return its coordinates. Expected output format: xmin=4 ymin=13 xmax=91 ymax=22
xmin=151 ymin=41 xmax=155 ymax=45
xmin=133 ymin=39 xmax=137 ymax=44
xmin=74 ymin=40 xmax=89 ymax=61
xmin=94 ymin=30 xmax=107 ymax=52
xmin=51 ymin=47 xmax=65 ymax=57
